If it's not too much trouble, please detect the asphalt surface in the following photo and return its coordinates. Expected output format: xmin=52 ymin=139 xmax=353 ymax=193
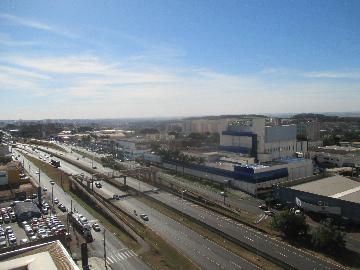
xmin=14 ymin=147 xmax=150 ymax=270
xmin=25 ymin=145 xmax=264 ymax=270
xmin=31 ymin=145 xmax=347 ymax=270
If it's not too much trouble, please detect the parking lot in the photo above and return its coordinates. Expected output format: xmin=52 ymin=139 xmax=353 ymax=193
xmin=0 ymin=196 xmax=69 ymax=250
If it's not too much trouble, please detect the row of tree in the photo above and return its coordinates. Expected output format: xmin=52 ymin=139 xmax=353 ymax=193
xmin=271 ymin=211 xmax=346 ymax=254
xmin=157 ymin=149 xmax=206 ymax=165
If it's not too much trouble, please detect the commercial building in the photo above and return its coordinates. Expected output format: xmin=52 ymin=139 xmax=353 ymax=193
xmin=116 ymin=139 xmax=151 ymax=161
xmin=274 ymin=175 xmax=360 ymax=223
xmin=148 ymin=152 xmax=312 ymax=195
xmin=183 ymin=118 xmax=237 ymax=135
xmin=296 ymin=120 xmax=320 ymax=141
xmin=220 ymin=117 xmax=301 ymax=162
xmin=0 ymin=161 xmax=21 ymax=187
xmin=310 ymin=145 xmax=360 ymax=168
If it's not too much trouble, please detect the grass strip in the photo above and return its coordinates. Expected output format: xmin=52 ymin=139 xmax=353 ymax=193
xmin=71 ymin=148 xmax=102 ymax=164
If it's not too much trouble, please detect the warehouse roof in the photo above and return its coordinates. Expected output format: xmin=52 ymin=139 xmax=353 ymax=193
xmin=291 ymin=175 xmax=360 ymax=204
xmin=14 ymin=201 xmax=41 ymax=215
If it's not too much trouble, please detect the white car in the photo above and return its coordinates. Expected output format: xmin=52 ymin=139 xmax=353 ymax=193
xmin=20 ymin=238 xmax=29 ymax=245
xmin=54 ymin=198 xmax=59 ymax=204
xmin=35 ymin=171 xmax=40 ymax=175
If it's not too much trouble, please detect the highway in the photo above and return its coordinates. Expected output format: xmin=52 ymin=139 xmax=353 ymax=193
xmin=14 ymin=147 xmax=150 ymax=270
xmin=30 ymin=144 xmax=347 ymax=270
xmin=22 ymin=145 xmax=263 ymax=270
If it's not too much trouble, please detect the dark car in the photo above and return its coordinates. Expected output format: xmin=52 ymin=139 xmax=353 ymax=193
xmin=259 ymin=204 xmax=268 ymax=210
xmin=58 ymin=204 xmax=67 ymax=212
xmin=140 ymin=214 xmax=149 ymax=221
xmin=95 ymin=183 xmax=102 ymax=188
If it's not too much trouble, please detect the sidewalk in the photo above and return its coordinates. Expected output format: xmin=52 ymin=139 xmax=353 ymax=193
xmin=76 ymin=257 xmax=111 ymax=270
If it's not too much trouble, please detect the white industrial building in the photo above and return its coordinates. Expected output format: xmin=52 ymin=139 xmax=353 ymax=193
xmin=220 ymin=117 xmax=305 ymax=162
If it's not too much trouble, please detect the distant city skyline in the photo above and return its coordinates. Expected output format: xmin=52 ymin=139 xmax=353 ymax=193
xmin=0 ymin=0 xmax=359 ymax=119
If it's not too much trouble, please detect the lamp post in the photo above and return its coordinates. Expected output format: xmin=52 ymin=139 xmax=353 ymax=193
xmin=51 ymin=181 xmax=55 ymax=207
xmin=38 ymin=168 xmax=41 ymax=187
xmin=104 ymin=229 xmax=107 ymax=269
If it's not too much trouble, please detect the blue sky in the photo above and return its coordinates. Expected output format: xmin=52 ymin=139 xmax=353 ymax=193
xmin=0 ymin=0 xmax=359 ymax=119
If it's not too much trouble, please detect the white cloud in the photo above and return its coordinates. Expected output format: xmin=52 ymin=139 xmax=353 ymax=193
xmin=0 ymin=14 xmax=77 ymax=38
xmin=0 ymin=53 xmax=359 ymax=119
xmin=303 ymin=70 xmax=360 ymax=79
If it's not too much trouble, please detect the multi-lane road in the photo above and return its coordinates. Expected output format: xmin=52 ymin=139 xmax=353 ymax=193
xmin=25 ymin=144 xmax=347 ymax=270
xmin=19 ymin=145 xmax=264 ymax=270
xmin=14 ymin=147 xmax=150 ymax=270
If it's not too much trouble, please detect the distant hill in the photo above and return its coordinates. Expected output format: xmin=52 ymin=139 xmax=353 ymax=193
xmin=291 ymin=113 xmax=360 ymax=123
xmin=183 ymin=114 xmax=269 ymax=121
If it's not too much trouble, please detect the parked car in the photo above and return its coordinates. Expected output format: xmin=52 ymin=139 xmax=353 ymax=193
xmin=43 ymin=187 xmax=47 ymax=192
xmin=29 ymin=235 xmax=37 ymax=241
xmin=10 ymin=213 xmax=16 ymax=222
xmin=8 ymin=237 xmax=17 ymax=246
xmin=3 ymin=215 xmax=10 ymax=224
xmin=0 ymin=239 xmax=6 ymax=248
xmin=54 ymin=198 xmax=59 ymax=204
xmin=20 ymin=238 xmax=29 ymax=245
xmin=5 ymin=226 xmax=13 ymax=235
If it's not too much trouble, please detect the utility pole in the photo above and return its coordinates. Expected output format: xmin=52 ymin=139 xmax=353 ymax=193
xmin=256 ymin=178 xmax=259 ymax=261
xmin=38 ymin=168 xmax=41 ymax=187
xmin=51 ymin=182 xmax=55 ymax=207
xmin=60 ymin=171 xmax=63 ymax=188
xmin=104 ymin=229 xmax=107 ymax=269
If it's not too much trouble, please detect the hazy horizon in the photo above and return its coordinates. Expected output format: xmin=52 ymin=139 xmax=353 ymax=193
xmin=1 ymin=110 xmax=360 ymax=122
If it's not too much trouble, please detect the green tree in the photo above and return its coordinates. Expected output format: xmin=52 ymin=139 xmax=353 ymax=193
xmin=271 ymin=210 xmax=308 ymax=238
xmin=311 ymin=219 xmax=346 ymax=254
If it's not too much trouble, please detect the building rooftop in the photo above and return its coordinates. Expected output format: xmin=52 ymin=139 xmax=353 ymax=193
xmin=0 ymin=240 xmax=79 ymax=270
xmin=291 ymin=175 xmax=360 ymax=204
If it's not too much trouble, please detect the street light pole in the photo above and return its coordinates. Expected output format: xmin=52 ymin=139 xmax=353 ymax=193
xmin=104 ymin=229 xmax=107 ymax=269
xmin=51 ymin=182 xmax=55 ymax=207
xmin=60 ymin=171 xmax=63 ymax=188
xmin=38 ymin=168 xmax=41 ymax=187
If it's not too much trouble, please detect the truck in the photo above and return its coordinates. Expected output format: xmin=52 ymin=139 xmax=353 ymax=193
xmin=68 ymin=212 xmax=93 ymax=242
xmin=51 ymin=159 xmax=61 ymax=168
